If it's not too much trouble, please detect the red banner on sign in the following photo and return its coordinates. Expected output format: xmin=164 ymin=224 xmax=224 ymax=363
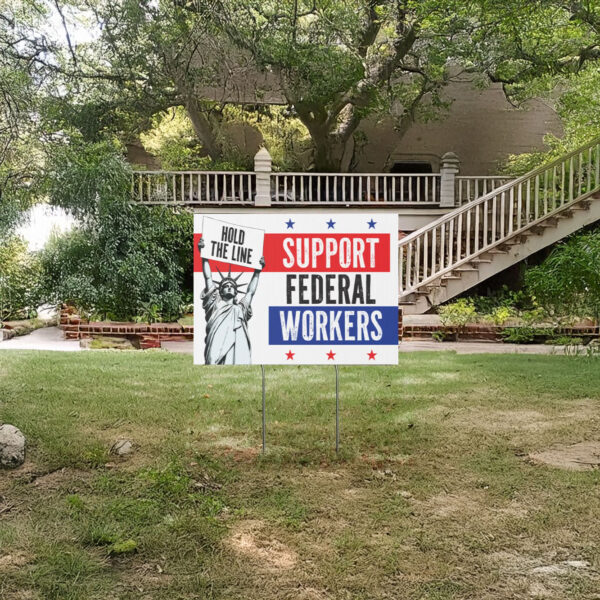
xmin=194 ymin=233 xmax=389 ymax=273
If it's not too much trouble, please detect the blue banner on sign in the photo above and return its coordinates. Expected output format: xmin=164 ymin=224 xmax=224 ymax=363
xmin=268 ymin=306 xmax=398 ymax=345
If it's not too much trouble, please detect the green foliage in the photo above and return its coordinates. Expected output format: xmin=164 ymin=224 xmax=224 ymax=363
xmin=431 ymin=330 xmax=451 ymax=342
xmin=488 ymin=306 xmax=515 ymax=326
xmin=471 ymin=285 xmax=534 ymax=315
xmin=438 ymin=298 xmax=477 ymax=328
xmin=45 ymin=139 xmax=132 ymax=221
xmin=227 ymin=105 xmax=313 ymax=172
xmin=0 ymin=235 xmax=40 ymax=321
xmin=500 ymin=326 xmax=540 ymax=344
xmin=140 ymin=107 xmax=254 ymax=171
xmin=38 ymin=143 xmax=193 ymax=321
xmin=546 ymin=335 xmax=583 ymax=346
xmin=526 ymin=231 xmax=600 ymax=323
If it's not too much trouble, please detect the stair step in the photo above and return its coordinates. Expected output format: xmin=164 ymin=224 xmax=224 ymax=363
xmin=441 ymin=275 xmax=461 ymax=280
xmin=426 ymin=282 xmax=446 ymax=290
xmin=454 ymin=266 xmax=479 ymax=272
xmin=572 ymin=200 xmax=591 ymax=210
xmin=398 ymin=301 xmax=416 ymax=306
xmin=539 ymin=218 xmax=558 ymax=227
xmin=470 ymin=258 xmax=492 ymax=264
xmin=505 ymin=234 xmax=529 ymax=245
xmin=487 ymin=248 xmax=509 ymax=254
xmin=556 ymin=210 xmax=573 ymax=218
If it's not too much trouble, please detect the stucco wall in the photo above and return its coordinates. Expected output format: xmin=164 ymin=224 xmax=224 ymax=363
xmin=357 ymin=80 xmax=562 ymax=175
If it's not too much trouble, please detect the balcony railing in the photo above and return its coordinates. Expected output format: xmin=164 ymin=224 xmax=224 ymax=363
xmin=131 ymin=149 xmax=512 ymax=208
xmin=133 ymin=171 xmax=256 ymax=205
xmin=270 ymin=173 xmax=440 ymax=204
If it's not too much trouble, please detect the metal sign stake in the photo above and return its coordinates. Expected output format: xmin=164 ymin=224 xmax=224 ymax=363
xmin=335 ymin=365 xmax=340 ymax=453
xmin=261 ymin=365 xmax=266 ymax=454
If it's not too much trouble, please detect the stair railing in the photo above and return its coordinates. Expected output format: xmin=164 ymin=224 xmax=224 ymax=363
xmin=399 ymin=137 xmax=600 ymax=296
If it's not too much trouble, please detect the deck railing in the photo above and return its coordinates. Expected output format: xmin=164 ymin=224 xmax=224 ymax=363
xmin=399 ymin=137 xmax=600 ymax=295
xmin=132 ymin=171 xmax=256 ymax=205
xmin=131 ymin=149 xmax=512 ymax=208
xmin=270 ymin=173 xmax=440 ymax=204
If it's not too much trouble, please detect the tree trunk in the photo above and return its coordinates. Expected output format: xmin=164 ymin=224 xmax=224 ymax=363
xmin=312 ymin=133 xmax=342 ymax=172
xmin=184 ymin=98 xmax=223 ymax=162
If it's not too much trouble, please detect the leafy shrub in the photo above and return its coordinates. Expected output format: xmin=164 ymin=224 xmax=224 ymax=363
xmin=472 ymin=285 xmax=534 ymax=315
xmin=0 ymin=235 xmax=41 ymax=321
xmin=489 ymin=305 xmax=515 ymax=326
xmin=38 ymin=142 xmax=193 ymax=321
xmin=438 ymin=298 xmax=477 ymax=328
xmin=500 ymin=326 xmax=553 ymax=344
xmin=37 ymin=209 xmax=192 ymax=321
xmin=526 ymin=231 xmax=600 ymax=324
xmin=545 ymin=335 xmax=583 ymax=346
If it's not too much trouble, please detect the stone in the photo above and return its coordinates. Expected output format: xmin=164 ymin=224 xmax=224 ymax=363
xmin=110 ymin=439 xmax=133 ymax=456
xmin=0 ymin=424 xmax=26 ymax=468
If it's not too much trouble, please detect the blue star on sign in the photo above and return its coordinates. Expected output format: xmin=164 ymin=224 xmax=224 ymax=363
xmin=285 ymin=218 xmax=295 ymax=229
xmin=326 ymin=219 xmax=336 ymax=229
xmin=367 ymin=219 xmax=377 ymax=229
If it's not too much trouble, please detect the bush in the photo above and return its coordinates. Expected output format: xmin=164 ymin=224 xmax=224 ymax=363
xmin=38 ymin=140 xmax=193 ymax=321
xmin=526 ymin=231 xmax=600 ymax=324
xmin=0 ymin=235 xmax=40 ymax=321
xmin=438 ymin=298 xmax=477 ymax=329
xmin=37 ymin=209 xmax=193 ymax=321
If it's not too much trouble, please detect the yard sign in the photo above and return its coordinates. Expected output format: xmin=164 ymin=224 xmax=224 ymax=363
xmin=194 ymin=212 xmax=398 ymax=365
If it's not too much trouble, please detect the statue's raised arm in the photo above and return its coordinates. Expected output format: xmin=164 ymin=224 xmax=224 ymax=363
xmin=245 ymin=256 xmax=265 ymax=304
xmin=197 ymin=238 xmax=213 ymax=290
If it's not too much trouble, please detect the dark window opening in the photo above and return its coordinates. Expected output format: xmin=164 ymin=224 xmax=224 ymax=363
xmin=390 ymin=161 xmax=433 ymax=174
xmin=390 ymin=161 xmax=436 ymax=202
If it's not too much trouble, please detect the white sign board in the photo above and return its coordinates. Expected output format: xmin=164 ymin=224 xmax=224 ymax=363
xmin=194 ymin=212 xmax=399 ymax=365
xmin=201 ymin=216 xmax=265 ymax=270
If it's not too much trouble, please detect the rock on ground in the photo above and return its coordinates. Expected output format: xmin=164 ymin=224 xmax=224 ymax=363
xmin=110 ymin=439 xmax=133 ymax=456
xmin=0 ymin=424 xmax=26 ymax=468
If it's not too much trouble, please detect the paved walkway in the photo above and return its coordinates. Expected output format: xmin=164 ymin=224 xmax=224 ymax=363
xmin=0 ymin=327 xmax=566 ymax=355
xmin=0 ymin=327 xmax=81 ymax=352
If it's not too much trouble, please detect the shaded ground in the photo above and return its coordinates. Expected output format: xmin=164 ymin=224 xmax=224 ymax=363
xmin=0 ymin=351 xmax=599 ymax=599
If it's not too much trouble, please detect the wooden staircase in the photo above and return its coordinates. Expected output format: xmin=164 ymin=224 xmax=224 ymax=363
xmin=398 ymin=138 xmax=600 ymax=314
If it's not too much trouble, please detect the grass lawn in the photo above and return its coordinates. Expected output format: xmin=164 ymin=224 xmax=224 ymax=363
xmin=1 ymin=350 xmax=599 ymax=599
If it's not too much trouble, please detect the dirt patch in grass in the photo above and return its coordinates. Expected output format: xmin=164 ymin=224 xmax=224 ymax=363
xmin=226 ymin=519 xmax=298 ymax=571
xmin=119 ymin=561 xmax=174 ymax=593
xmin=28 ymin=467 xmax=92 ymax=490
xmin=529 ymin=441 xmax=600 ymax=470
xmin=416 ymin=491 xmax=529 ymax=520
xmin=0 ymin=551 xmax=32 ymax=571
xmin=489 ymin=551 xmax=598 ymax=599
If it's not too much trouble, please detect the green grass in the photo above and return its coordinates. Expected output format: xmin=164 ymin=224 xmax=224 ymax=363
xmin=0 ymin=351 xmax=599 ymax=599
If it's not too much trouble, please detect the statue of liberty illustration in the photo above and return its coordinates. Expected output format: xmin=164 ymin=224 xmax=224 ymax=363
xmin=198 ymin=238 xmax=265 ymax=365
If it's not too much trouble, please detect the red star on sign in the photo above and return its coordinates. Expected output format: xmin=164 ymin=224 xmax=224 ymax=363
xmin=367 ymin=350 xmax=377 ymax=360
xmin=326 ymin=350 xmax=336 ymax=360
xmin=286 ymin=350 xmax=295 ymax=360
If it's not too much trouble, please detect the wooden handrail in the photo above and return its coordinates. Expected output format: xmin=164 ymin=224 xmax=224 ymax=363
xmin=398 ymin=136 xmax=600 ymax=295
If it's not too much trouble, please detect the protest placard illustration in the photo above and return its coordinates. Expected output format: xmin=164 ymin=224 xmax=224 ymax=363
xmin=194 ymin=213 xmax=398 ymax=365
